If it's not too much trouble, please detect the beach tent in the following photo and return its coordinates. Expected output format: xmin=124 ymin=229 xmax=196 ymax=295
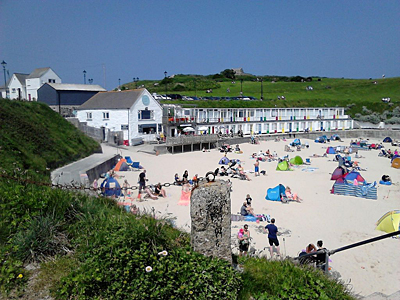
xmin=383 ymin=137 xmax=393 ymax=143
xmin=331 ymin=167 xmax=346 ymax=180
xmin=331 ymin=134 xmax=341 ymax=141
xmin=289 ymin=156 xmax=304 ymax=165
xmin=332 ymin=179 xmax=377 ymax=200
xmin=344 ymin=171 xmax=365 ymax=182
xmin=376 ymin=210 xmax=400 ymax=234
xmin=276 ymin=160 xmax=291 ymax=171
xmin=266 ymin=184 xmax=286 ymax=201
xmin=219 ymin=156 xmax=230 ymax=165
xmin=392 ymin=157 xmax=400 ymax=169
xmin=326 ymin=146 xmax=336 ymax=154
xmin=114 ymin=159 xmax=130 ymax=171
xmin=100 ymin=177 xmax=122 ymax=197
xmin=290 ymin=139 xmax=301 ymax=146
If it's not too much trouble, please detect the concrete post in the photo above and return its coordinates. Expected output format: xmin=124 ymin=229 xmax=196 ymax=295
xmin=190 ymin=180 xmax=232 ymax=263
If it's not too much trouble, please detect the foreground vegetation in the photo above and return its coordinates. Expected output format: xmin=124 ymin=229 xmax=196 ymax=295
xmin=123 ymin=73 xmax=400 ymax=122
xmin=0 ymin=100 xmax=355 ymax=299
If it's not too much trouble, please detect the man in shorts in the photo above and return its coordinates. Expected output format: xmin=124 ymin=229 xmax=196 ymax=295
xmin=265 ymin=218 xmax=280 ymax=258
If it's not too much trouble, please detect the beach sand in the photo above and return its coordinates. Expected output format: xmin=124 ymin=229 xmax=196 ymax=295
xmin=102 ymin=137 xmax=400 ymax=297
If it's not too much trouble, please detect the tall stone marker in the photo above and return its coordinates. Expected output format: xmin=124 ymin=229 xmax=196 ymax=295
xmin=190 ymin=180 xmax=231 ymax=264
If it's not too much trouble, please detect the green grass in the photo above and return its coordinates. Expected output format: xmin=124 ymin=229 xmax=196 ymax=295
xmin=123 ymin=75 xmax=400 ymax=118
xmin=0 ymin=99 xmax=100 ymax=176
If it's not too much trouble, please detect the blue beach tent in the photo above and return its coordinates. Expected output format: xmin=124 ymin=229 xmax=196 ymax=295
xmin=219 ymin=156 xmax=230 ymax=165
xmin=266 ymin=184 xmax=286 ymax=201
xmin=100 ymin=177 xmax=122 ymax=197
xmin=290 ymin=138 xmax=301 ymax=146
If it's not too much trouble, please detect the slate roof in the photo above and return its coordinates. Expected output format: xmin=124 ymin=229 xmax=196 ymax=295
xmin=46 ymin=83 xmax=106 ymax=92
xmin=14 ymin=73 xmax=29 ymax=84
xmin=27 ymin=67 xmax=51 ymax=78
xmin=77 ymin=89 xmax=145 ymax=110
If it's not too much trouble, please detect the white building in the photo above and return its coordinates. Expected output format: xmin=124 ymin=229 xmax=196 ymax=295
xmin=164 ymin=106 xmax=353 ymax=136
xmin=26 ymin=67 xmax=61 ymax=101
xmin=76 ymin=88 xmax=163 ymax=145
xmin=8 ymin=73 xmax=29 ymax=100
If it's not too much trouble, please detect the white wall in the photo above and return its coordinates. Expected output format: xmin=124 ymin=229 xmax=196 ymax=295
xmin=8 ymin=75 xmax=26 ymax=100
xmin=76 ymin=89 xmax=163 ymax=145
xmin=26 ymin=69 xmax=61 ymax=101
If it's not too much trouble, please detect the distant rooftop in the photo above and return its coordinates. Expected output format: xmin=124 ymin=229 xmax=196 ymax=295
xmin=46 ymin=83 xmax=106 ymax=92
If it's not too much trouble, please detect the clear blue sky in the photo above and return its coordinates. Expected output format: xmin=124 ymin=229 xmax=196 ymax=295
xmin=1 ymin=0 xmax=399 ymax=90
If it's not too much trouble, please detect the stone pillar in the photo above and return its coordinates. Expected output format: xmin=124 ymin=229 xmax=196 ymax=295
xmin=190 ymin=180 xmax=231 ymax=263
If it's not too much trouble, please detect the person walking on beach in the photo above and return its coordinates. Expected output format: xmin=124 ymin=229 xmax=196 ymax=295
xmin=254 ymin=160 xmax=260 ymax=176
xmin=265 ymin=218 xmax=280 ymax=259
xmin=138 ymin=170 xmax=147 ymax=192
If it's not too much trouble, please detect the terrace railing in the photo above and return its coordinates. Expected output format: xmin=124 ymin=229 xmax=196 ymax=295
xmin=166 ymin=134 xmax=219 ymax=146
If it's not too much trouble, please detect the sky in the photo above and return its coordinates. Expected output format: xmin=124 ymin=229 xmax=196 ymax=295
xmin=1 ymin=0 xmax=399 ymax=90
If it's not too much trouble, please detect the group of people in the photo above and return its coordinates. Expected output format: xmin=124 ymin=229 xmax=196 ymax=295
xmin=174 ymin=170 xmax=199 ymax=186
xmin=238 ymin=217 xmax=281 ymax=259
xmin=138 ymin=170 xmax=167 ymax=200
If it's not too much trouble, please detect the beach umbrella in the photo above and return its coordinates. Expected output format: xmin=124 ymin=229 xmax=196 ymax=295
xmin=376 ymin=210 xmax=400 ymax=234
xmin=182 ymin=127 xmax=195 ymax=132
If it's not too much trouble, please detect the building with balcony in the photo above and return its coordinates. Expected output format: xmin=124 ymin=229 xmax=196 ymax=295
xmin=163 ymin=106 xmax=353 ymax=137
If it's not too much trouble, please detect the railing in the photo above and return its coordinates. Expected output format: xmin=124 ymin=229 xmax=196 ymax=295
xmin=166 ymin=134 xmax=219 ymax=146
xmin=296 ymin=230 xmax=400 ymax=274
xmin=165 ymin=116 xmax=349 ymax=124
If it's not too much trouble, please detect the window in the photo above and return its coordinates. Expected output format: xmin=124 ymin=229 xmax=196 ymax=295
xmin=12 ymin=88 xmax=16 ymax=93
xmin=138 ymin=110 xmax=154 ymax=120
xmin=103 ymin=112 xmax=109 ymax=119
xmin=138 ymin=124 xmax=157 ymax=134
xmin=48 ymin=79 xmax=56 ymax=83
xmin=121 ymin=124 xmax=129 ymax=130
xmin=86 ymin=112 xmax=92 ymax=120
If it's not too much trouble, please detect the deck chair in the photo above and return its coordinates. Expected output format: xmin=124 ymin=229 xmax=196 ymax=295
xmin=129 ymin=162 xmax=141 ymax=171
xmin=125 ymin=156 xmax=134 ymax=165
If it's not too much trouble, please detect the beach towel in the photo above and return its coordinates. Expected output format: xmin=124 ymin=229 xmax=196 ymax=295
xmin=178 ymin=190 xmax=191 ymax=206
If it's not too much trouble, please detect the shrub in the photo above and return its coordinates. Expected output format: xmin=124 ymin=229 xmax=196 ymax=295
xmin=239 ymin=258 xmax=354 ymax=300
xmin=56 ymin=218 xmax=241 ymax=299
xmin=12 ymin=214 xmax=71 ymax=263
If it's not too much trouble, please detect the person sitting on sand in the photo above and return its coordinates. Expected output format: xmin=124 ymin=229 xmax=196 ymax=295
xmin=235 ymin=144 xmax=241 ymax=152
xmin=240 ymin=202 xmax=256 ymax=217
xmin=182 ymin=170 xmax=189 ymax=181
xmin=130 ymin=204 xmax=139 ymax=215
xmin=174 ymin=173 xmax=183 ymax=185
xmin=220 ymin=166 xmax=228 ymax=176
xmin=381 ymin=174 xmax=391 ymax=183
xmin=238 ymin=164 xmax=251 ymax=181
xmin=154 ymin=183 xmax=167 ymax=197
xmin=285 ymin=186 xmax=303 ymax=202
xmin=142 ymin=187 xmax=158 ymax=200
xmin=192 ymin=174 xmax=199 ymax=184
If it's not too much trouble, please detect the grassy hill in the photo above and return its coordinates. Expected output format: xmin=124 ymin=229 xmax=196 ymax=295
xmin=0 ymin=99 xmax=101 ymax=177
xmin=0 ymin=99 xmax=355 ymax=299
xmin=123 ymin=75 xmax=400 ymax=119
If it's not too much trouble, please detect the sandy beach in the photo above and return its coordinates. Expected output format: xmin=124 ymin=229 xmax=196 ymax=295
xmin=102 ymin=137 xmax=400 ymax=297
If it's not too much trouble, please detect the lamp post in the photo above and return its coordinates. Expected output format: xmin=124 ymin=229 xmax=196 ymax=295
xmin=240 ymin=78 xmax=243 ymax=95
xmin=83 ymin=70 xmax=87 ymax=84
xmin=88 ymin=78 xmax=93 ymax=84
xmin=164 ymin=71 xmax=167 ymax=98
xmin=260 ymin=78 xmax=264 ymax=100
xmin=2 ymin=60 xmax=7 ymax=98
xmin=118 ymin=78 xmax=121 ymax=89
xmin=133 ymin=77 xmax=139 ymax=89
